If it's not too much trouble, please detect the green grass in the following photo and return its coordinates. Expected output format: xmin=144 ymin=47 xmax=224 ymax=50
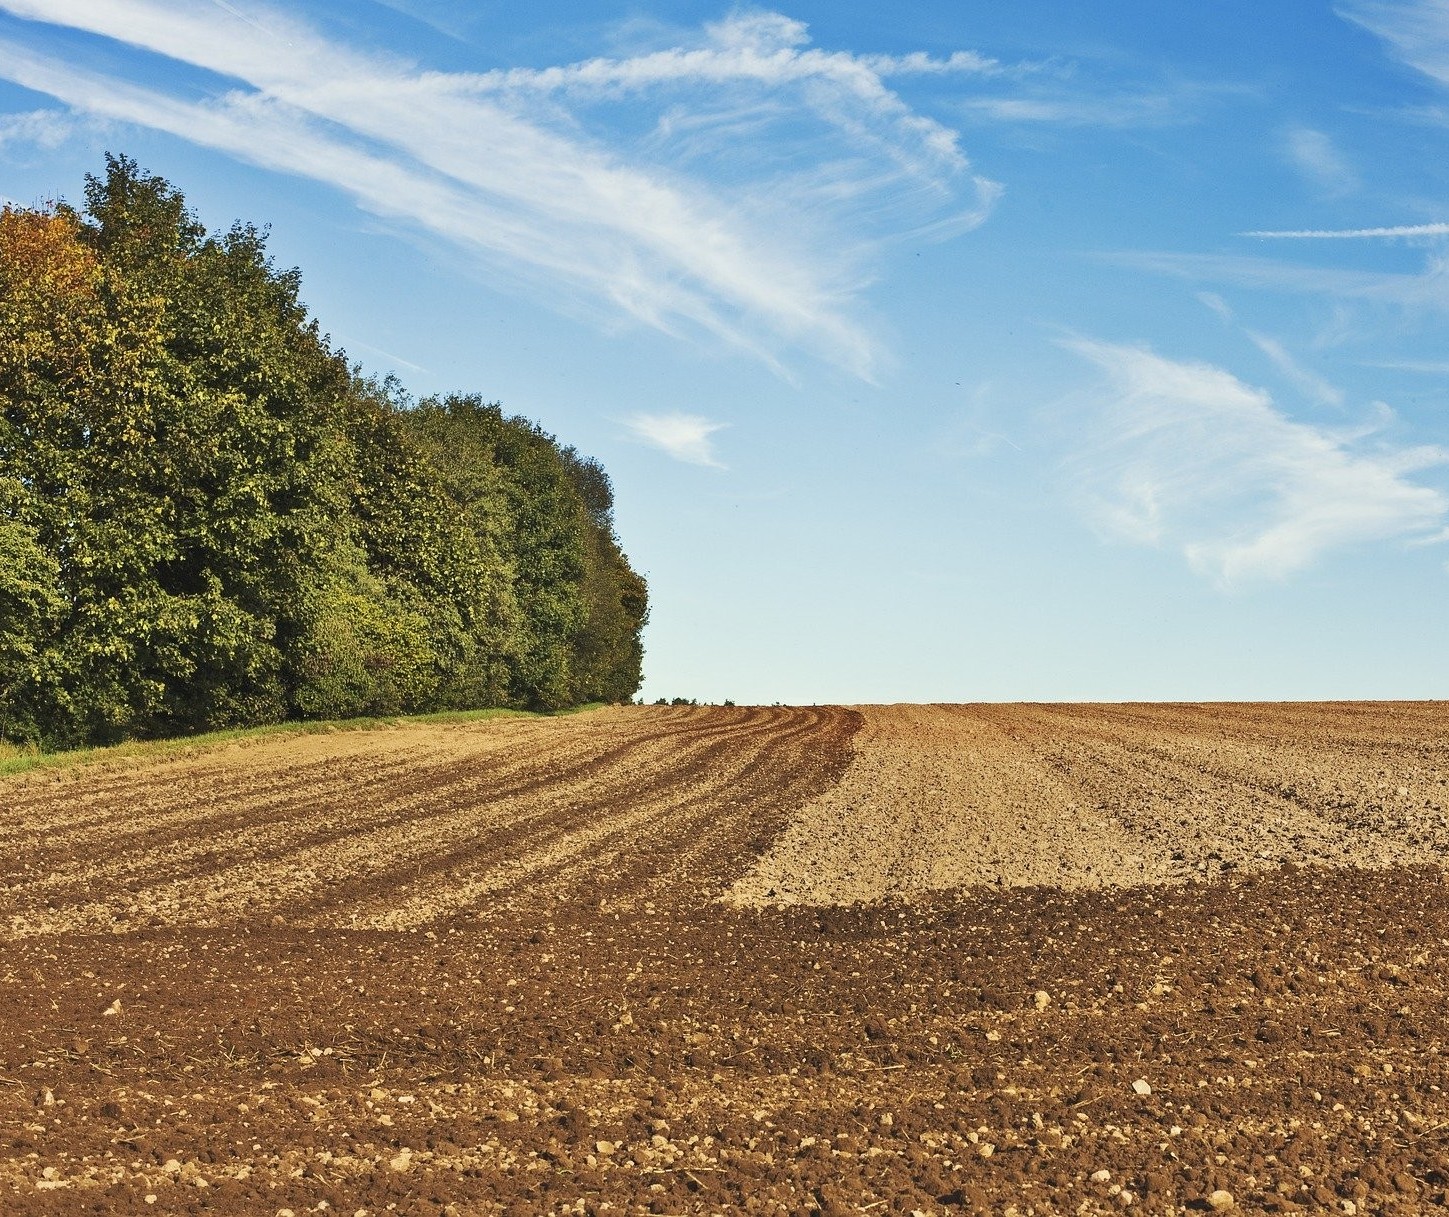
xmin=0 ymin=702 xmax=609 ymax=780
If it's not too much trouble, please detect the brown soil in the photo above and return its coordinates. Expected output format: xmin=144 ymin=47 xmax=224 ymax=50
xmin=3 ymin=702 xmax=1449 ymax=1215
xmin=731 ymin=702 xmax=1449 ymax=903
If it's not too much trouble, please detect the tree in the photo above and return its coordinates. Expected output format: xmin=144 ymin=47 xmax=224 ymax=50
xmin=0 ymin=492 xmax=61 ymax=743
xmin=0 ymin=157 xmax=648 ymax=745
xmin=401 ymin=396 xmax=650 ymax=708
xmin=558 ymin=446 xmax=648 ymax=703
xmin=290 ymin=540 xmax=438 ymax=719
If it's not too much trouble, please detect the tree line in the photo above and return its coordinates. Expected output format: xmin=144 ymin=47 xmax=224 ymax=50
xmin=0 ymin=156 xmax=647 ymax=748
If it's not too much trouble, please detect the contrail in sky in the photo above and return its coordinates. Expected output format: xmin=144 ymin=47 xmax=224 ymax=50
xmin=1242 ymin=222 xmax=1449 ymax=239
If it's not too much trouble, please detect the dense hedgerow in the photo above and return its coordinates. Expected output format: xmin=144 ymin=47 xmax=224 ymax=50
xmin=0 ymin=155 xmax=647 ymax=747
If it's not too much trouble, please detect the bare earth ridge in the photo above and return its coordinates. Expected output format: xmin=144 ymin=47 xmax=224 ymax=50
xmin=3 ymin=702 xmax=1449 ymax=1215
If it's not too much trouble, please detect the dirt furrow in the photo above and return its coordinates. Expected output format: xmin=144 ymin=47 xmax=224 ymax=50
xmin=0 ymin=719 xmax=611 ymax=875
xmin=729 ymin=704 xmax=1166 ymax=906
xmin=310 ymin=707 xmax=858 ymax=929
xmin=281 ymin=707 xmax=824 ymax=924
xmin=0 ymin=706 xmax=854 ymax=938
xmin=1002 ymin=702 xmax=1449 ymax=878
xmin=6 ymin=703 xmax=1449 ymax=1216
xmin=731 ymin=702 xmax=1449 ymax=906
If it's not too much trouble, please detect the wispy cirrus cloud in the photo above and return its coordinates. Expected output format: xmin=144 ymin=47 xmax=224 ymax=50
xmin=1338 ymin=0 xmax=1449 ymax=87
xmin=0 ymin=1 xmax=1001 ymax=378
xmin=1111 ymin=6 xmax=1449 ymax=355
xmin=466 ymin=13 xmax=998 ymax=107
xmin=958 ymin=90 xmax=1193 ymax=127
xmin=1195 ymin=290 xmax=1347 ymax=406
xmin=1106 ymin=248 xmax=1449 ymax=310
xmin=1217 ymin=5 xmax=1448 ymax=327
xmin=0 ymin=105 xmax=71 ymax=148
xmin=1062 ymin=338 xmax=1448 ymax=583
xmin=622 ymin=412 xmax=728 ymax=467
xmin=953 ymin=68 xmax=1248 ymax=130
xmin=1245 ymin=330 xmax=1346 ymax=407
xmin=1196 ymin=290 xmax=1236 ymax=322
xmin=1280 ymin=125 xmax=1358 ymax=195
xmin=368 ymin=0 xmax=476 ymax=42
xmin=1194 ymin=292 xmax=1348 ymax=407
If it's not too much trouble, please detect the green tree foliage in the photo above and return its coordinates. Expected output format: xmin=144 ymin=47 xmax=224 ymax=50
xmin=558 ymin=446 xmax=648 ymax=704
xmin=290 ymin=540 xmax=438 ymax=720
xmin=0 ymin=486 xmax=61 ymax=744
xmin=403 ymin=395 xmax=649 ymax=711
xmin=0 ymin=156 xmax=648 ymax=746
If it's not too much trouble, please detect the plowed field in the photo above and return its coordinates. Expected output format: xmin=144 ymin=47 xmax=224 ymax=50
xmin=3 ymin=702 xmax=1449 ymax=1215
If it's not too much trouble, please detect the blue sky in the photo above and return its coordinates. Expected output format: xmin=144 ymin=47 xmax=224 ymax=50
xmin=1 ymin=1 xmax=1447 ymax=702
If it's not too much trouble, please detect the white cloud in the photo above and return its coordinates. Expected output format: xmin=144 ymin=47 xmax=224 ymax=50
xmin=1197 ymin=292 xmax=1347 ymax=407
xmin=954 ymin=75 xmax=1248 ymax=129
xmin=1338 ymin=0 xmax=1449 ymax=88
xmin=1243 ymin=222 xmax=1449 ymax=238
xmin=1062 ymin=338 xmax=1449 ymax=584
xmin=0 ymin=1 xmax=1000 ymax=378
xmin=465 ymin=13 xmax=997 ymax=141
xmin=958 ymin=92 xmax=1185 ymax=127
xmin=1280 ymin=126 xmax=1358 ymax=195
xmin=1245 ymin=331 xmax=1346 ymax=407
xmin=1196 ymin=291 xmax=1234 ymax=321
xmin=622 ymin=412 xmax=728 ymax=467
xmin=1107 ymin=249 xmax=1449 ymax=309
xmin=0 ymin=106 xmax=71 ymax=149
xmin=368 ymin=0 xmax=474 ymax=42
